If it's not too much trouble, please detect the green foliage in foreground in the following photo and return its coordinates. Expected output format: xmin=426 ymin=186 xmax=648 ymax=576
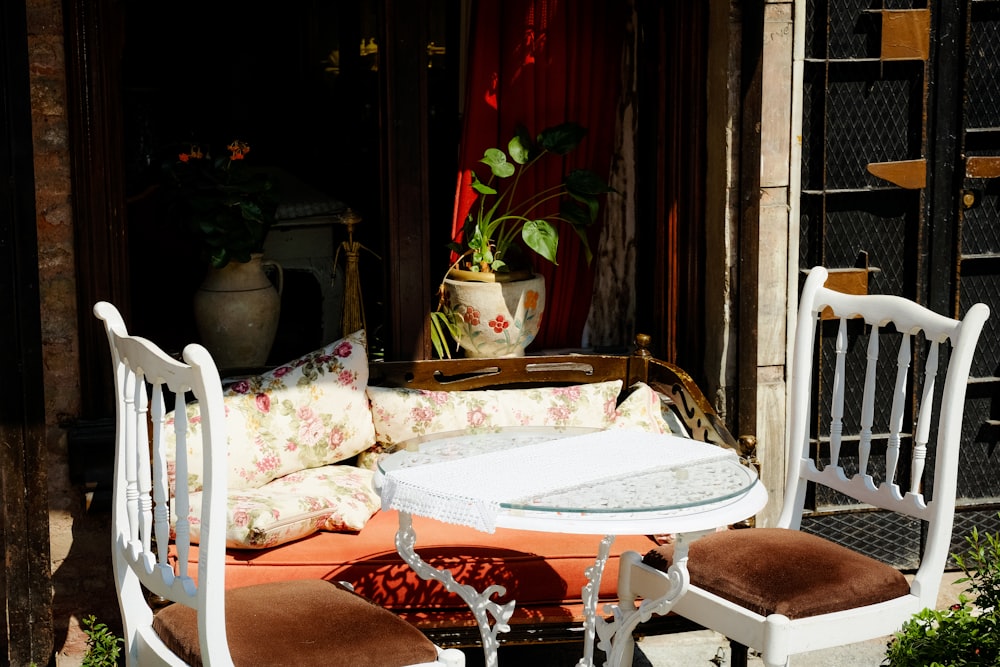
xmin=884 ymin=521 xmax=1000 ymax=666
xmin=81 ymin=614 xmax=123 ymax=667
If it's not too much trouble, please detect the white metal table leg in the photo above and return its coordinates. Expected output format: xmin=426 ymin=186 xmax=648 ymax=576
xmin=597 ymin=531 xmax=706 ymax=667
xmin=394 ymin=512 xmax=515 ymax=667
xmin=576 ymin=535 xmax=616 ymax=667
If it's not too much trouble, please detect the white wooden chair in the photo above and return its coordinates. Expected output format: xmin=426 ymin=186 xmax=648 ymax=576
xmin=94 ymin=302 xmax=465 ymax=667
xmin=617 ymin=266 xmax=989 ymax=667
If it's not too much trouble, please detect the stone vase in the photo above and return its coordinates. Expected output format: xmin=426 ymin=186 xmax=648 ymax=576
xmin=443 ymin=273 xmax=546 ymax=358
xmin=193 ymin=253 xmax=283 ymax=369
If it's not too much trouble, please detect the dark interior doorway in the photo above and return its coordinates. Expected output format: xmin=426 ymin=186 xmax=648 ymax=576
xmin=119 ymin=1 xmax=458 ymax=363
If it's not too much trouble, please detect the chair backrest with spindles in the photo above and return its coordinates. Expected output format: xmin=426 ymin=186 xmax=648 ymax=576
xmin=95 ymin=301 xmax=233 ymax=665
xmin=781 ymin=267 xmax=989 ymax=609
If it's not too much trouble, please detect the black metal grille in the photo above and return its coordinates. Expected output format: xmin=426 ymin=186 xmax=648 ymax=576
xmin=802 ymin=511 xmax=921 ymax=569
xmin=802 ymin=508 xmax=1000 ymax=570
xmin=960 ymin=0 xmax=1000 ymax=513
xmin=956 ymin=388 xmax=1000 ymax=499
xmin=799 ymin=0 xmax=1000 ymax=565
xmin=951 ymin=509 xmax=1000 ymax=566
xmin=961 ymin=179 xmax=1000 ymax=255
xmin=824 ymin=62 xmax=924 ymax=190
xmin=799 ymin=190 xmax=918 ymax=294
xmin=965 ymin=3 xmax=1000 ymax=130
xmin=800 ymin=66 xmax=824 ymax=192
xmin=959 ymin=270 xmax=1000 ymax=379
xmin=828 ymin=193 xmax=913 ymax=291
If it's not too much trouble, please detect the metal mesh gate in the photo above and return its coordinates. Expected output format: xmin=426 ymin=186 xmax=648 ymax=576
xmin=798 ymin=0 xmax=1000 ymax=569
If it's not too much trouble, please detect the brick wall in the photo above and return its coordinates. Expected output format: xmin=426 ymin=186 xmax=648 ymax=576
xmin=25 ymin=1 xmax=119 ymax=665
xmin=26 ymin=0 xmax=78 ymax=427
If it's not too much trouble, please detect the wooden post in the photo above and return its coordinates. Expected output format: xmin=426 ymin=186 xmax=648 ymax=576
xmin=0 ymin=1 xmax=55 ymax=661
xmin=381 ymin=0 xmax=434 ymax=360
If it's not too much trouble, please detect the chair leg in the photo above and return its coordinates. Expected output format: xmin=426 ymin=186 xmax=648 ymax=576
xmin=729 ymin=640 xmax=748 ymax=667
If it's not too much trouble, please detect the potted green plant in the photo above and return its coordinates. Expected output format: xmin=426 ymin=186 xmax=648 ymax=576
xmin=430 ymin=121 xmax=614 ymax=358
xmin=162 ymin=139 xmax=285 ymax=369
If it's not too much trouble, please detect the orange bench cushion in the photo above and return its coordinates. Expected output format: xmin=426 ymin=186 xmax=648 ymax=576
xmin=172 ymin=509 xmax=658 ymax=628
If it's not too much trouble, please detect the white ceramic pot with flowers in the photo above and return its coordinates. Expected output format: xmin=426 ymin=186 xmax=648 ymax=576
xmin=441 ymin=271 xmax=545 ymax=358
xmin=163 ymin=139 xmax=282 ymax=369
xmin=429 ymin=122 xmax=614 ymax=359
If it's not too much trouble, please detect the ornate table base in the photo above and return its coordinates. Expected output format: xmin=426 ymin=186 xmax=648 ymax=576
xmin=395 ymin=512 xmax=515 ymax=667
xmin=596 ymin=532 xmax=705 ymax=667
xmin=395 ymin=514 xmax=695 ymax=667
xmin=576 ymin=535 xmax=616 ymax=667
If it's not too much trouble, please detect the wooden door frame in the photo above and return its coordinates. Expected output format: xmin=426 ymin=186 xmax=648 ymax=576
xmin=64 ymin=0 xmax=129 ymax=418
xmin=1 ymin=1 xmax=54 ymax=661
xmin=380 ymin=0 xmax=434 ymax=360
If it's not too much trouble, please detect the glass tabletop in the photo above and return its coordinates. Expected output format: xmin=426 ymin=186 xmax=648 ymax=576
xmin=379 ymin=426 xmax=759 ymax=516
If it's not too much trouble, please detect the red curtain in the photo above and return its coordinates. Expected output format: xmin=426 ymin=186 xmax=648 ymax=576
xmin=452 ymin=0 xmax=626 ymax=350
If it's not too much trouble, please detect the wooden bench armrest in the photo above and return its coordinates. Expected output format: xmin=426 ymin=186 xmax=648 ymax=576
xmin=633 ymin=357 xmax=758 ymax=470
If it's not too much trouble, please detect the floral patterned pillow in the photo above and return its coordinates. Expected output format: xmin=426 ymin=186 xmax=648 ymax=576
xmin=368 ymin=379 xmax=623 ymax=441
xmin=357 ymin=380 xmax=617 ymax=469
xmin=356 ymin=380 xmax=671 ymax=471
xmin=176 ymin=464 xmax=380 ymax=549
xmin=166 ymin=330 xmax=376 ymax=493
xmin=612 ymin=382 xmax=673 ymax=434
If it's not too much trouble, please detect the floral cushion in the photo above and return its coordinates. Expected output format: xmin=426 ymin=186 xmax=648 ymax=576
xmin=166 ymin=330 xmax=376 ymax=493
xmin=613 ymin=382 xmax=673 ymax=434
xmin=177 ymin=464 xmax=381 ymax=549
xmin=368 ymin=379 xmax=623 ymax=441
xmin=356 ymin=380 xmax=671 ymax=470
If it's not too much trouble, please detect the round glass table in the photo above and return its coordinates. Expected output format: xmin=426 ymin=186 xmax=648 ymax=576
xmin=375 ymin=427 xmax=767 ymax=667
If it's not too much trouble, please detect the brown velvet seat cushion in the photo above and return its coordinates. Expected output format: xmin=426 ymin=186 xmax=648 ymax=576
xmin=643 ymin=527 xmax=911 ymax=620
xmin=152 ymin=579 xmax=439 ymax=667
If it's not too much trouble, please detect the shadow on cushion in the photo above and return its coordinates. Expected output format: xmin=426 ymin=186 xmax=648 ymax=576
xmin=177 ymin=510 xmax=658 ymax=612
xmin=152 ymin=579 xmax=439 ymax=667
xmin=643 ymin=527 xmax=911 ymax=620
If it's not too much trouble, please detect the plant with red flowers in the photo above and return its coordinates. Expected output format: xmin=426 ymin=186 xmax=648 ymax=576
xmin=162 ymin=139 xmax=279 ymax=268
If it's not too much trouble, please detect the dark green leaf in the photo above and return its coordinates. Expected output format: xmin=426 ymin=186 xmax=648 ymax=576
xmin=565 ymin=169 xmax=616 ymax=196
xmin=472 ymin=180 xmax=498 ymax=196
xmin=560 ymin=199 xmax=598 ymax=227
xmin=538 ymin=122 xmax=587 ymax=155
xmin=508 ymin=134 xmax=531 ymax=165
xmin=522 ymin=220 xmax=559 ymax=265
xmin=512 ymin=125 xmax=536 ymax=157
xmin=480 ymin=148 xmax=515 ymax=178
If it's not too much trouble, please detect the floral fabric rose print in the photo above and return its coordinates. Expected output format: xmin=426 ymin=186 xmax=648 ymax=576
xmin=611 ymin=382 xmax=673 ymax=434
xmin=357 ymin=381 xmax=672 ymax=471
xmin=166 ymin=329 xmax=376 ymax=493
xmin=174 ymin=464 xmax=380 ymax=549
xmin=366 ymin=380 xmax=622 ymax=445
xmin=358 ymin=380 xmax=621 ymax=469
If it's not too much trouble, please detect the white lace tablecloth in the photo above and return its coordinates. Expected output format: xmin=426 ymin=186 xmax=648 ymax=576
xmin=379 ymin=430 xmax=736 ymax=533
